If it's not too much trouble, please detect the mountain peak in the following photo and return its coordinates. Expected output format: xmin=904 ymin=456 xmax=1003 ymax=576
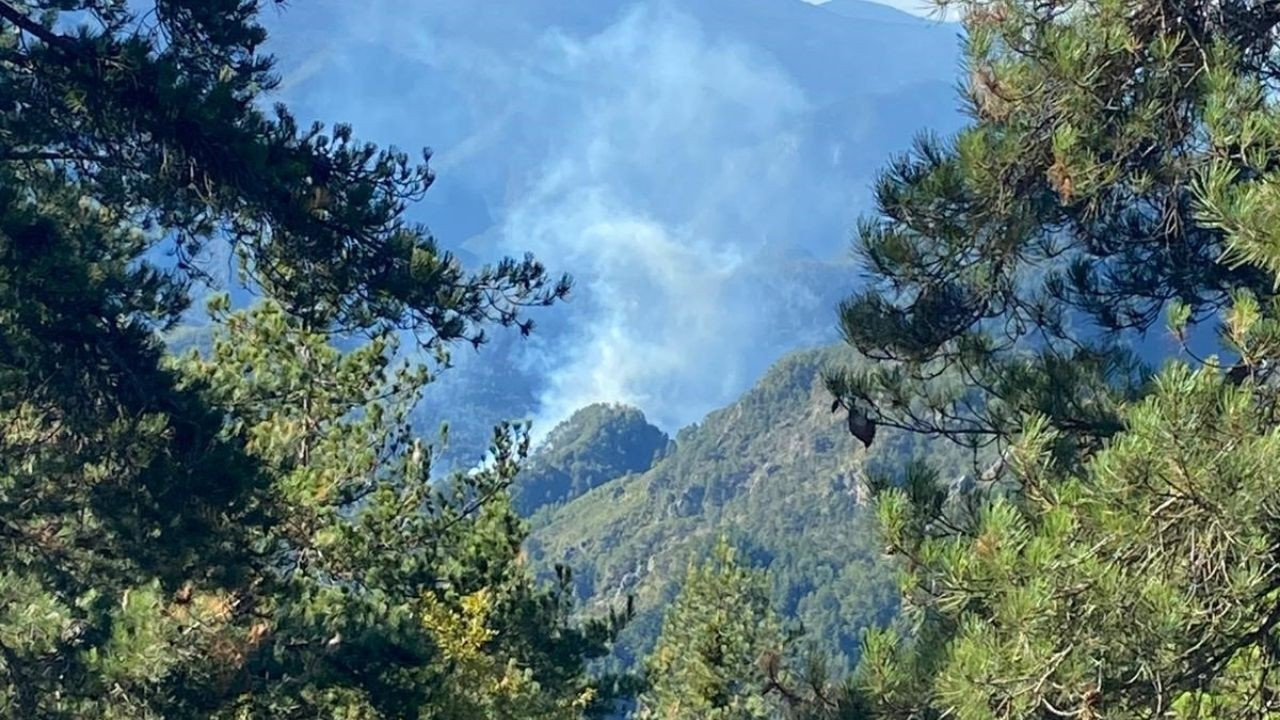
xmin=513 ymin=403 xmax=670 ymax=514
xmin=524 ymin=345 xmax=934 ymax=667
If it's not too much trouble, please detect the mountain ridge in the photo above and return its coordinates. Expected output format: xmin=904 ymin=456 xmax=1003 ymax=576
xmin=523 ymin=345 xmax=970 ymax=668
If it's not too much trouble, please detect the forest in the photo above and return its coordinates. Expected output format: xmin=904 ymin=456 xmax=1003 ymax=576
xmin=4 ymin=0 xmax=1280 ymax=718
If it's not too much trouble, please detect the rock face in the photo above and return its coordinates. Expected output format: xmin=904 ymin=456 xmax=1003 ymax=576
xmin=524 ymin=346 xmax=971 ymax=669
xmin=513 ymin=404 xmax=670 ymax=515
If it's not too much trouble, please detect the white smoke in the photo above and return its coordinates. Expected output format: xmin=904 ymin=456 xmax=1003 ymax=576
xmin=263 ymin=0 xmax=957 ymax=448
xmin=491 ymin=6 xmax=827 ymax=435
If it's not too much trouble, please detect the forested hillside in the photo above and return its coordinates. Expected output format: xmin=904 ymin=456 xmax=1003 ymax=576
xmin=524 ymin=347 xmax=970 ymax=670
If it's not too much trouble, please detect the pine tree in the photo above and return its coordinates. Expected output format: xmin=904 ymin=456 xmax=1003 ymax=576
xmin=169 ymin=299 xmax=622 ymax=718
xmin=0 ymin=1 xmax=611 ymax=716
xmin=826 ymin=0 xmax=1280 ymax=465
xmin=855 ymin=348 xmax=1280 ymax=719
xmin=0 ymin=164 xmax=271 ymax=718
xmin=637 ymin=539 xmax=789 ymax=720
xmin=836 ymin=1 xmax=1280 ymax=718
xmin=0 ymin=0 xmax=567 ymax=342
xmin=636 ymin=539 xmax=858 ymax=720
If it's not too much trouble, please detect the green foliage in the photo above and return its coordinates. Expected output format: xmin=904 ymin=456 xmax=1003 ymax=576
xmin=172 ymin=300 xmax=622 ymax=717
xmin=0 ymin=1 xmax=619 ymax=716
xmin=856 ymin=362 xmax=1280 ymax=719
xmin=637 ymin=539 xmax=867 ymax=720
xmin=838 ymin=2 xmax=1280 ymax=719
xmin=636 ymin=539 xmax=789 ymax=720
xmin=0 ymin=163 xmax=270 ymax=718
xmin=827 ymin=0 xmax=1280 ymax=464
xmin=0 ymin=0 xmax=568 ymax=346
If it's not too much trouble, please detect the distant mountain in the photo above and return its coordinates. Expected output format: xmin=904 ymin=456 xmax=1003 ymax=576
xmin=513 ymin=404 xmax=670 ymax=515
xmin=523 ymin=345 xmax=970 ymax=669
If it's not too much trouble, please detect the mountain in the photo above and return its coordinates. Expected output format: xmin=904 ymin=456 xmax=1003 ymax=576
xmin=513 ymin=404 xmax=670 ymax=515
xmin=251 ymin=0 xmax=966 ymax=473
xmin=523 ymin=346 xmax=971 ymax=669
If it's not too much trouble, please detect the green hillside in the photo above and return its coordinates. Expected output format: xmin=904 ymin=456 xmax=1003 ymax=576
xmin=523 ymin=346 xmax=968 ymax=669
xmin=513 ymin=403 xmax=670 ymax=515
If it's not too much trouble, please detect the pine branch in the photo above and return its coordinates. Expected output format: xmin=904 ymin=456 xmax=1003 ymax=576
xmin=0 ymin=1 xmax=71 ymax=49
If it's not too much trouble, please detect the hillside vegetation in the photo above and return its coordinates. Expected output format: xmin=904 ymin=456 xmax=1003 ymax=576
xmin=524 ymin=347 xmax=970 ymax=669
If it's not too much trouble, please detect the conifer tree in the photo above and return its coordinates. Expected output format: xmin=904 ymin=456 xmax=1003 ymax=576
xmin=170 ymin=299 xmax=621 ymax=718
xmin=0 ymin=1 xmax=611 ymax=716
xmin=637 ymin=539 xmax=855 ymax=720
xmin=0 ymin=0 xmax=567 ymax=342
xmin=637 ymin=539 xmax=790 ymax=720
xmin=834 ymin=1 xmax=1280 ymax=718
xmin=856 ymin=357 xmax=1280 ymax=719
xmin=827 ymin=0 xmax=1280 ymax=465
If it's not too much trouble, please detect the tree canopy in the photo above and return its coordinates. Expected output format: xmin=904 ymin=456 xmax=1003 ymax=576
xmin=1 ymin=0 xmax=568 ymax=344
xmin=833 ymin=2 xmax=1280 ymax=718
xmin=0 ymin=1 xmax=626 ymax=717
